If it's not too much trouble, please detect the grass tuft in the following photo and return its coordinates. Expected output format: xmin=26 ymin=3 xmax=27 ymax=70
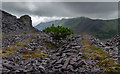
xmin=1 ymin=37 xmax=35 ymax=57
xmin=80 ymin=35 xmax=120 ymax=72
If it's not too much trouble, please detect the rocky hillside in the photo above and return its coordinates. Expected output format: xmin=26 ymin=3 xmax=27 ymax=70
xmin=1 ymin=33 xmax=120 ymax=73
xmin=1 ymin=10 xmax=37 ymax=34
xmin=1 ymin=10 xmax=120 ymax=73
xmin=35 ymin=17 xmax=119 ymax=39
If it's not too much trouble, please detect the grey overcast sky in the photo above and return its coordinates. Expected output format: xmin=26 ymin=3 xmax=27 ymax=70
xmin=1 ymin=0 xmax=119 ymax=26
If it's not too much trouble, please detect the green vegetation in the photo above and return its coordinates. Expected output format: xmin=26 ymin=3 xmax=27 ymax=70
xmin=81 ymin=35 xmax=110 ymax=60
xmin=1 ymin=36 xmax=49 ymax=59
xmin=20 ymin=50 xmax=48 ymax=59
xmin=25 ymin=45 xmax=30 ymax=47
xmin=23 ymin=32 xmax=27 ymax=34
xmin=80 ymin=35 xmax=120 ymax=72
xmin=1 ymin=37 xmax=35 ymax=57
xmin=36 ymin=17 xmax=119 ymax=39
xmin=42 ymin=24 xmax=74 ymax=40
xmin=2 ymin=31 xmax=41 ymax=37
xmin=24 ymin=24 xmax=26 ymax=26
xmin=93 ymin=30 xmax=118 ymax=39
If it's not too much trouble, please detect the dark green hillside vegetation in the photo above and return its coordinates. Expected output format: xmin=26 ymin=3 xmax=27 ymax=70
xmin=62 ymin=17 xmax=118 ymax=39
xmin=36 ymin=17 xmax=119 ymax=39
xmin=42 ymin=24 xmax=74 ymax=40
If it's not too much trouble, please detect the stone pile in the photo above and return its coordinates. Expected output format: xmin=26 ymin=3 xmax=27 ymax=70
xmin=2 ymin=34 xmax=103 ymax=73
xmin=44 ymin=34 xmax=102 ymax=73
xmin=2 ymin=33 xmax=51 ymax=73
xmin=3 ymin=33 xmax=120 ymax=73
xmin=105 ymin=34 xmax=120 ymax=46
xmin=20 ymin=33 xmax=50 ymax=51
xmin=87 ymin=35 xmax=106 ymax=48
xmin=104 ymin=34 xmax=120 ymax=57
xmin=2 ymin=34 xmax=31 ymax=47
xmin=88 ymin=34 xmax=119 ymax=58
xmin=2 ymin=55 xmax=48 ymax=73
xmin=2 ymin=33 xmax=49 ymax=48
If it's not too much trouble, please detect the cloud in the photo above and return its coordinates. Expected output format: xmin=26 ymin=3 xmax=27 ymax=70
xmin=31 ymin=16 xmax=72 ymax=26
xmin=1 ymin=2 xmax=118 ymax=26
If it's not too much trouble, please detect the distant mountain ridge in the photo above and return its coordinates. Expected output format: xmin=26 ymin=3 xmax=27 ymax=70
xmin=35 ymin=17 xmax=120 ymax=39
xmin=34 ymin=19 xmax=66 ymax=31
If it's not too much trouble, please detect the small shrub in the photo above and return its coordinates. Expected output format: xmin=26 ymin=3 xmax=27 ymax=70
xmin=23 ymin=32 xmax=27 ymax=34
xmin=115 ymin=66 xmax=119 ymax=70
xmin=81 ymin=54 xmax=86 ymax=58
xmin=24 ymin=24 xmax=26 ymax=26
xmin=42 ymin=24 xmax=74 ymax=40
xmin=25 ymin=45 xmax=30 ymax=47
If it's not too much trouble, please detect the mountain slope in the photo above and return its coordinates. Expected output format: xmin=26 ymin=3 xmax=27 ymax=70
xmin=34 ymin=19 xmax=66 ymax=30
xmin=35 ymin=17 xmax=119 ymax=39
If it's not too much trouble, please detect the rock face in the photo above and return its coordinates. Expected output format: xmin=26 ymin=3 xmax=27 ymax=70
xmin=1 ymin=10 xmax=37 ymax=34
xmin=19 ymin=15 xmax=32 ymax=27
xmin=19 ymin=15 xmax=34 ymax=31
